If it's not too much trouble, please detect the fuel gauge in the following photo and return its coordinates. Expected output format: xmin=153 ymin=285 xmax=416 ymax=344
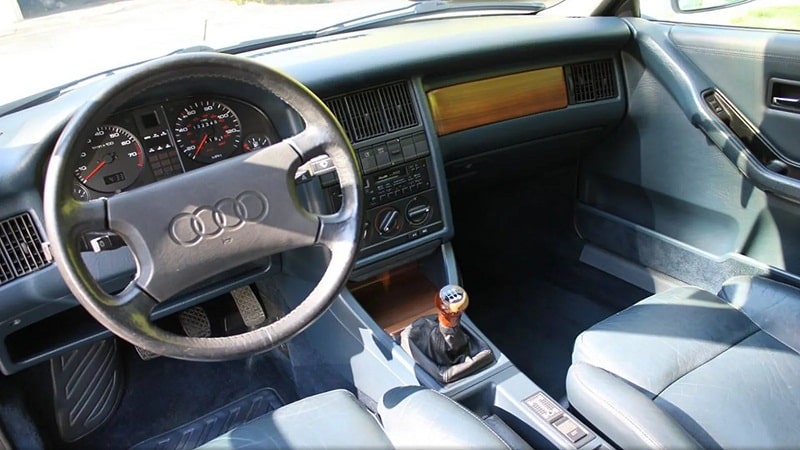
xmin=242 ymin=133 xmax=272 ymax=152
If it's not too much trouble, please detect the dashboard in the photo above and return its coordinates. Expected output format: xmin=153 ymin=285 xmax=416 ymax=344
xmin=73 ymin=97 xmax=279 ymax=201
xmin=0 ymin=14 xmax=630 ymax=374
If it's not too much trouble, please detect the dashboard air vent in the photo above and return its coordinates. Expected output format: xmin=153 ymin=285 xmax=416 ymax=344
xmin=566 ymin=59 xmax=617 ymax=104
xmin=0 ymin=212 xmax=51 ymax=286
xmin=326 ymin=82 xmax=419 ymax=143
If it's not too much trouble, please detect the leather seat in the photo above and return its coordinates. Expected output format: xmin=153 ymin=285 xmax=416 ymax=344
xmin=566 ymin=276 xmax=800 ymax=449
xmin=199 ymin=386 xmax=515 ymax=449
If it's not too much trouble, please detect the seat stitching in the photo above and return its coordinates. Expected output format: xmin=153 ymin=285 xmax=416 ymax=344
xmin=573 ymin=367 xmax=666 ymax=450
xmin=654 ymin=329 xmax=759 ymax=398
xmin=426 ymin=389 xmax=512 ymax=449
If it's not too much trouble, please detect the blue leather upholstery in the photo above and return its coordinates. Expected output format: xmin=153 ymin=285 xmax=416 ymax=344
xmin=379 ymin=386 xmax=512 ymax=448
xmin=567 ymin=278 xmax=800 ymax=449
xmin=197 ymin=390 xmax=392 ymax=449
xmin=200 ymin=386 xmax=513 ymax=449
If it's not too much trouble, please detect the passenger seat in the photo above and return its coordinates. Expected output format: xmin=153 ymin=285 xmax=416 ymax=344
xmin=566 ymin=276 xmax=800 ymax=449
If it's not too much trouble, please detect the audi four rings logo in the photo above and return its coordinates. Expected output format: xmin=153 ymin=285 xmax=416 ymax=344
xmin=169 ymin=191 xmax=269 ymax=246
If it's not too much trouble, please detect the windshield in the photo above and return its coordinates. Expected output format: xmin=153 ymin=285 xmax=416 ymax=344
xmin=0 ymin=0 xmax=564 ymax=107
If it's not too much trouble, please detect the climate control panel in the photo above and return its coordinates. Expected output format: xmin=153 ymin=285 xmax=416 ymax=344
xmin=361 ymin=189 xmax=442 ymax=257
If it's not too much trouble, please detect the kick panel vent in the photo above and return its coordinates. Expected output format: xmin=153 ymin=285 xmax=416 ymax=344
xmin=326 ymin=82 xmax=419 ymax=143
xmin=566 ymin=59 xmax=617 ymax=104
xmin=0 ymin=212 xmax=51 ymax=286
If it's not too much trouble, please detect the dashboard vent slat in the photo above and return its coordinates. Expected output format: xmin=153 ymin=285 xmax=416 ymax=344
xmin=566 ymin=59 xmax=617 ymax=104
xmin=327 ymin=97 xmax=352 ymax=138
xmin=352 ymin=89 xmax=386 ymax=141
xmin=381 ymin=82 xmax=417 ymax=132
xmin=0 ymin=212 xmax=51 ymax=286
xmin=0 ymin=250 xmax=13 ymax=285
xmin=325 ymin=82 xmax=419 ymax=143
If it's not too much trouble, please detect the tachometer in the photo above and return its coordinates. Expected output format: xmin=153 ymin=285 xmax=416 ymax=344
xmin=75 ymin=125 xmax=144 ymax=193
xmin=173 ymin=100 xmax=242 ymax=164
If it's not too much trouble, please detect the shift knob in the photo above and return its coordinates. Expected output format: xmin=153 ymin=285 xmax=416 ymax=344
xmin=436 ymin=284 xmax=469 ymax=328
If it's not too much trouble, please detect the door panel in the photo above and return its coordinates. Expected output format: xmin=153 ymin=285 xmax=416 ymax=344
xmin=670 ymin=26 xmax=800 ymax=164
xmin=577 ymin=19 xmax=800 ymax=290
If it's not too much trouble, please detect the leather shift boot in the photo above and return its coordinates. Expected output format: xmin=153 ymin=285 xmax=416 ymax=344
xmin=401 ymin=315 xmax=494 ymax=384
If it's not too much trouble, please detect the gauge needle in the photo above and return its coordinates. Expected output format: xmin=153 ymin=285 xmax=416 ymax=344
xmin=194 ymin=134 xmax=209 ymax=159
xmin=84 ymin=160 xmax=106 ymax=181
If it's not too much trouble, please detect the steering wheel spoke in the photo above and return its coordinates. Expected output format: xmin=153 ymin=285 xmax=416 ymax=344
xmin=62 ymin=197 xmax=109 ymax=240
xmin=316 ymin=209 xmax=357 ymax=252
xmin=288 ymin=125 xmax=329 ymax=161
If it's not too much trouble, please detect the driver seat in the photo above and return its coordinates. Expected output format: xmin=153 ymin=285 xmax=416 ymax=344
xmin=199 ymin=386 xmax=517 ymax=449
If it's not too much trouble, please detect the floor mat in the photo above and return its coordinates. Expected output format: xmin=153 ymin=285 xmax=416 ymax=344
xmin=61 ymin=344 xmax=297 ymax=450
xmin=130 ymin=387 xmax=283 ymax=450
xmin=465 ymin=261 xmax=642 ymax=402
xmin=450 ymin=166 xmax=649 ymax=402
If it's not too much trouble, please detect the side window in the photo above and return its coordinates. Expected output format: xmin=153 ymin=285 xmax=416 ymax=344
xmin=640 ymin=0 xmax=800 ymax=32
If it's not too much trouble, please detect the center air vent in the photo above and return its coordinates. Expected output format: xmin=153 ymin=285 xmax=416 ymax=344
xmin=326 ymin=82 xmax=419 ymax=143
xmin=565 ymin=59 xmax=617 ymax=104
xmin=0 ymin=212 xmax=51 ymax=286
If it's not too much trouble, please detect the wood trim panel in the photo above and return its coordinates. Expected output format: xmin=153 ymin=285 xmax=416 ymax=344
xmin=349 ymin=262 xmax=438 ymax=336
xmin=427 ymin=66 xmax=568 ymax=136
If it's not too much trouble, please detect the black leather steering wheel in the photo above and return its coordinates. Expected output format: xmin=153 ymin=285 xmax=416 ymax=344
xmin=43 ymin=53 xmax=362 ymax=360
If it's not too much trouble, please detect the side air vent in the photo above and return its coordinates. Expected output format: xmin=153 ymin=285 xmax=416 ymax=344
xmin=565 ymin=59 xmax=617 ymax=104
xmin=326 ymin=82 xmax=419 ymax=143
xmin=0 ymin=212 xmax=51 ymax=286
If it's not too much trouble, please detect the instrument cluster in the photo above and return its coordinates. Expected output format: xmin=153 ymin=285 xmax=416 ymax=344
xmin=72 ymin=97 xmax=280 ymax=200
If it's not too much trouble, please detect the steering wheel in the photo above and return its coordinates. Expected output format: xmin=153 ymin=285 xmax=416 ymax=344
xmin=43 ymin=53 xmax=362 ymax=360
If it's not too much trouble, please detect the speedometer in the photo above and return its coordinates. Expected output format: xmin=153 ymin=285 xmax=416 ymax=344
xmin=173 ymin=100 xmax=242 ymax=164
xmin=75 ymin=124 xmax=144 ymax=193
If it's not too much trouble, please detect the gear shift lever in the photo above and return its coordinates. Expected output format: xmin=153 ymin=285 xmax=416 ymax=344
xmin=401 ymin=284 xmax=494 ymax=384
xmin=431 ymin=285 xmax=470 ymax=365
xmin=437 ymin=285 xmax=469 ymax=328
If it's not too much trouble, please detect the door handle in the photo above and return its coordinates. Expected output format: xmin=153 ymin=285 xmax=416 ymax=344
xmin=773 ymin=96 xmax=800 ymax=108
xmin=769 ymin=78 xmax=800 ymax=112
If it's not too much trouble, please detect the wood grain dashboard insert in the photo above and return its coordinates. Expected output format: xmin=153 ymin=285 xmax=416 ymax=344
xmin=427 ymin=66 xmax=568 ymax=136
xmin=348 ymin=262 xmax=438 ymax=336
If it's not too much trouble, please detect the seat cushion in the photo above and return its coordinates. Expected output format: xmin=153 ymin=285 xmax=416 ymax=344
xmin=198 ymin=389 xmax=392 ymax=449
xmin=567 ymin=279 xmax=800 ymax=449
xmin=379 ymin=386 xmax=513 ymax=449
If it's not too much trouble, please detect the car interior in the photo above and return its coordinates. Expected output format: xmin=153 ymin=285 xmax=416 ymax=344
xmin=1 ymin=0 xmax=800 ymax=448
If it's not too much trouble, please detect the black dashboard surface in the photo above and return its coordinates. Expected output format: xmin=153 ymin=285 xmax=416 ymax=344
xmin=0 ymin=14 xmax=631 ymax=374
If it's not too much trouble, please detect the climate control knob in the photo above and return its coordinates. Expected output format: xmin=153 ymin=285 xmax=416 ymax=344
xmin=375 ymin=207 xmax=402 ymax=237
xmin=406 ymin=196 xmax=431 ymax=226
